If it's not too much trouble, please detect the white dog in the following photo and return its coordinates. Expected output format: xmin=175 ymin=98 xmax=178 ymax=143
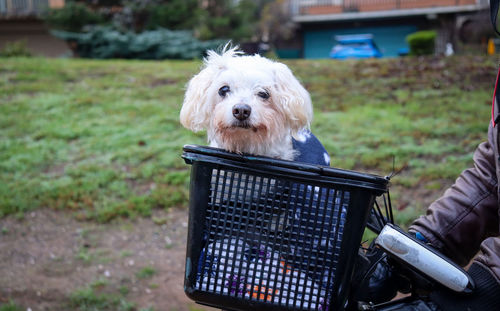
xmin=180 ymin=47 xmax=330 ymax=166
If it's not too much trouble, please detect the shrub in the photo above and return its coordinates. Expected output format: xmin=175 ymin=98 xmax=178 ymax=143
xmin=406 ymin=30 xmax=437 ymax=56
xmin=51 ymin=26 xmax=225 ymax=59
xmin=0 ymin=41 xmax=32 ymax=57
xmin=43 ymin=2 xmax=104 ymax=32
xmin=43 ymin=1 xmax=268 ymax=45
xmin=110 ymin=0 xmax=201 ymax=33
xmin=196 ymin=0 xmax=258 ymax=41
xmin=145 ymin=0 xmax=200 ymax=31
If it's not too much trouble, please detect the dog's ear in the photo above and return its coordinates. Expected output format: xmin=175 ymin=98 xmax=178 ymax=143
xmin=272 ymin=62 xmax=313 ymax=135
xmin=180 ymin=62 xmax=217 ymax=132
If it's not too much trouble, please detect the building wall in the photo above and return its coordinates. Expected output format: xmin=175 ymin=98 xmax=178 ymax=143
xmin=0 ymin=19 xmax=70 ymax=57
xmin=303 ymin=24 xmax=418 ymax=58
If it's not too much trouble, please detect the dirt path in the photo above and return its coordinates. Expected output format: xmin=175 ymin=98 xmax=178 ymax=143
xmin=0 ymin=208 xmax=216 ymax=311
xmin=0 ymin=179 xmax=449 ymax=311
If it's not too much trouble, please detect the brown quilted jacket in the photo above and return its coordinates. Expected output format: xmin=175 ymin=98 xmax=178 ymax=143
xmin=409 ymin=118 xmax=500 ymax=282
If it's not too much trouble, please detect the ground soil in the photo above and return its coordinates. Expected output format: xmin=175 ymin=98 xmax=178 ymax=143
xmin=0 ymin=208 xmax=216 ymax=311
xmin=0 ymin=180 xmax=448 ymax=311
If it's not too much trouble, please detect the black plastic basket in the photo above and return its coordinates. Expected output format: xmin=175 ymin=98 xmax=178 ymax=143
xmin=182 ymin=145 xmax=388 ymax=311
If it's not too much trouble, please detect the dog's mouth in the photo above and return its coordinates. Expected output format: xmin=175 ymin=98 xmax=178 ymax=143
xmin=230 ymin=121 xmax=257 ymax=131
xmin=216 ymin=120 xmax=266 ymax=135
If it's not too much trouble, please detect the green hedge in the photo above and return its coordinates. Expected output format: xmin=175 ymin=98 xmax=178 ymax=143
xmin=43 ymin=2 xmax=104 ymax=32
xmin=44 ymin=0 xmax=259 ymax=42
xmin=406 ymin=30 xmax=437 ymax=56
xmin=52 ymin=26 xmax=225 ymax=59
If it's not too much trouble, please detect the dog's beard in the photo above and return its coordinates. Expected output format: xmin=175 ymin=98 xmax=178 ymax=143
xmin=210 ymin=106 xmax=290 ymax=157
xmin=213 ymin=122 xmax=270 ymax=154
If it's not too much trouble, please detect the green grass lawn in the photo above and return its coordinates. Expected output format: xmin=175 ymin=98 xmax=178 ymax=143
xmin=0 ymin=55 xmax=496 ymax=225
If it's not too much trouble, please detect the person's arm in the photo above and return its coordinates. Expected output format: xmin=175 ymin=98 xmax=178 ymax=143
xmin=409 ymin=121 xmax=499 ymax=266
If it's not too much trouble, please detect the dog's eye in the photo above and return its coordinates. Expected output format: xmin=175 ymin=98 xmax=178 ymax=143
xmin=257 ymin=91 xmax=270 ymax=100
xmin=218 ymin=86 xmax=230 ymax=97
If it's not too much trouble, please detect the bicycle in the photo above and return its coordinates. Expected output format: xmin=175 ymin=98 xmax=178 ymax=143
xmin=180 ymin=145 xmax=473 ymax=311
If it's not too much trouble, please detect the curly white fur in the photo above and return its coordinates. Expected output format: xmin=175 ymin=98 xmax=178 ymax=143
xmin=180 ymin=46 xmax=312 ymax=160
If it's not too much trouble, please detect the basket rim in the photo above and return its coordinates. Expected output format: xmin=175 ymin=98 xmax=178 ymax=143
xmin=182 ymin=144 xmax=389 ymax=192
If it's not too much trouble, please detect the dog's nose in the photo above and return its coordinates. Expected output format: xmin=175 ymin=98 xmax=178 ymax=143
xmin=232 ymin=104 xmax=251 ymax=121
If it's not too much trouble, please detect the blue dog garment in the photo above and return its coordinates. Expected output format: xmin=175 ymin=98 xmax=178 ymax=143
xmin=292 ymin=130 xmax=331 ymax=166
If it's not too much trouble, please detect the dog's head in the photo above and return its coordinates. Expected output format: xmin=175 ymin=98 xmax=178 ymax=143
xmin=180 ymin=47 xmax=312 ymax=154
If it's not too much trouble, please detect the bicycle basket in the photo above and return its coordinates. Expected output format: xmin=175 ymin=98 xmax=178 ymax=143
xmin=182 ymin=145 xmax=388 ymax=311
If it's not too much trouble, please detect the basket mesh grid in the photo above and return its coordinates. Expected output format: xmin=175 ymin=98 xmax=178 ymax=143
xmin=195 ymin=168 xmax=350 ymax=310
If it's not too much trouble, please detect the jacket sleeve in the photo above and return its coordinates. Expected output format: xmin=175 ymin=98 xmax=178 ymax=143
xmin=409 ymin=122 xmax=499 ymax=266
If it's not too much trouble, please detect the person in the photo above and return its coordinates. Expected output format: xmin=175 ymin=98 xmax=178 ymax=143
xmin=363 ymin=2 xmax=500 ymax=310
